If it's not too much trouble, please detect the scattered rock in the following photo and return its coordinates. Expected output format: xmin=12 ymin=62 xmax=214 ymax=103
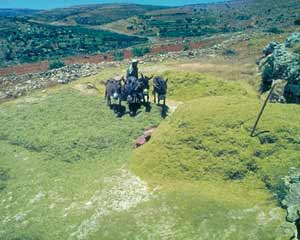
xmin=87 ymin=83 xmax=96 ymax=89
xmin=57 ymin=78 xmax=69 ymax=84
xmin=281 ymin=168 xmax=300 ymax=237
xmin=0 ymin=91 xmax=7 ymax=100
xmin=0 ymin=63 xmax=102 ymax=99
xmin=268 ymin=80 xmax=288 ymax=103
xmin=135 ymin=136 xmax=147 ymax=148
xmin=134 ymin=126 xmax=157 ymax=148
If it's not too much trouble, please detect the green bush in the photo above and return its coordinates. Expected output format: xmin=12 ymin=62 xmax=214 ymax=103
xmin=131 ymin=47 xmax=150 ymax=57
xmin=294 ymin=19 xmax=300 ymax=25
xmin=183 ymin=44 xmax=190 ymax=51
xmin=265 ymin=26 xmax=284 ymax=34
xmin=223 ymin=49 xmax=238 ymax=56
xmin=48 ymin=60 xmax=65 ymax=70
xmin=114 ymin=51 xmax=124 ymax=61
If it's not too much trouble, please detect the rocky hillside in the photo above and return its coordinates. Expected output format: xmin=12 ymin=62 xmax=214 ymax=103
xmin=1 ymin=0 xmax=300 ymax=68
xmin=106 ymin=0 xmax=300 ymax=37
xmin=0 ymin=16 xmax=146 ymax=67
xmin=31 ymin=4 xmax=165 ymax=26
xmin=0 ymin=63 xmax=102 ymax=99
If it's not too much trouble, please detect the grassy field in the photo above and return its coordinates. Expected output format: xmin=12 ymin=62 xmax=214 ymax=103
xmin=0 ymin=78 xmax=163 ymax=239
xmin=0 ymin=60 xmax=299 ymax=239
xmin=132 ymin=95 xmax=300 ymax=187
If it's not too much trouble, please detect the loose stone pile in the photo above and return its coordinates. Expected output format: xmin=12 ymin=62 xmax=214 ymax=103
xmin=0 ymin=63 xmax=102 ymax=99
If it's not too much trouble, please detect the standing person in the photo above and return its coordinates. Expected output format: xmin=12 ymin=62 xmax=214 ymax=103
xmin=126 ymin=59 xmax=139 ymax=79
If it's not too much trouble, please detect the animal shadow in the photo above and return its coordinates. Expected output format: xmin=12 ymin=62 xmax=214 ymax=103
xmin=113 ymin=105 xmax=126 ymax=118
xmin=143 ymin=102 xmax=152 ymax=113
xmin=160 ymin=105 xmax=169 ymax=118
xmin=128 ymin=103 xmax=142 ymax=117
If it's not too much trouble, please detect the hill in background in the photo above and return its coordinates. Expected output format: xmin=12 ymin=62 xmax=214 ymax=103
xmin=31 ymin=3 xmax=166 ymax=26
xmin=106 ymin=0 xmax=300 ymax=37
xmin=0 ymin=9 xmax=41 ymax=17
xmin=0 ymin=16 xmax=146 ymax=67
xmin=1 ymin=0 xmax=300 ymax=68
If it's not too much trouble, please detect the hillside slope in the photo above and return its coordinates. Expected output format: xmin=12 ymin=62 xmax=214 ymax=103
xmin=31 ymin=4 xmax=166 ymax=26
xmin=0 ymin=9 xmax=41 ymax=17
xmin=106 ymin=0 xmax=300 ymax=37
xmin=0 ymin=17 xmax=146 ymax=67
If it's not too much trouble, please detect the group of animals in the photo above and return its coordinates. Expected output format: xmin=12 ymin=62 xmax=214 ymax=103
xmin=104 ymin=74 xmax=168 ymax=109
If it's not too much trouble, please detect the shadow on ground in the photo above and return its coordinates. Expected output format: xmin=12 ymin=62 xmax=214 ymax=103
xmin=109 ymin=102 xmax=169 ymax=118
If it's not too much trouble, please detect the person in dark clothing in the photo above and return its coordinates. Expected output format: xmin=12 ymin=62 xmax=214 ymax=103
xmin=126 ymin=59 xmax=139 ymax=79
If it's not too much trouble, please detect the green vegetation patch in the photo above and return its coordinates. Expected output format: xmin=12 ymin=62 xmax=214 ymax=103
xmin=0 ymin=87 xmax=163 ymax=239
xmin=0 ymin=17 xmax=147 ymax=67
xmin=156 ymin=71 xmax=257 ymax=101
xmin=0 ymin=167 xmax=9 ymax=191
xmin=132 ymin=96 xmax=300 ymax=190
xmin=120 ymin=0 xmax=300 ymax=38
xmin=131 ymin=46 xmax=150 ymax=57
xmin=0 ymin=89 xmax=162 ymax=164
xmin=49 ymin=60 xmax=65 ymax=70
xmin=88 ymin=181 xmax=286 ymax=240
xmin=33 ymin=4 xmax=165 ymax=26
xmin=0 ymin=66 xmax=295 ymax=239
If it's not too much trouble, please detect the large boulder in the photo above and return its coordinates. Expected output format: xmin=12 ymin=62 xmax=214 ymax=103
xmin=0 ymin=91 xmax=7 ymax=100
xmin=281 ymin=168 xmax=300 ymax=237
xmin=259 ymin=33 xmax=300 ymax=103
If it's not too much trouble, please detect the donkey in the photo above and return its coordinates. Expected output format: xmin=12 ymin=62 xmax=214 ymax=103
xmin=104 ymin=79 xmax=122 ymax=107
xmin=139 ymin=73 xmax=153 ymax=103
xmin=123 ymin=76 xmax=143 ymax=104
xmin=153 ymin=76 xmax=168 ymax=106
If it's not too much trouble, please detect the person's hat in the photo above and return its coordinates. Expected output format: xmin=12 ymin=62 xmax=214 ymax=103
xmin=131 ymin=59 xmax=139 ymax=63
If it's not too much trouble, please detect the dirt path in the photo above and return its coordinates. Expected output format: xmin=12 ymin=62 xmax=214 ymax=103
xmin=72 ymin=83 xmax=100 ymax=96
xmin=167 ymin=99 xmax=183 ymax=114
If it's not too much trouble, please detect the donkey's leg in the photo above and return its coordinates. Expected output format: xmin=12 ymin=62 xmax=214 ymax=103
xmin=143 ymin=94 xmax=146 ymax=103
xmin=108 ymin=96 xmax=111 ymax=107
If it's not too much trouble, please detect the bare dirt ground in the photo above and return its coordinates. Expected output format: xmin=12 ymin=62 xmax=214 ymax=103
xmin=72 ymin=83 xmax=100 ymax=96
xmin=167 ymin=99 xmax=183 ymax=113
